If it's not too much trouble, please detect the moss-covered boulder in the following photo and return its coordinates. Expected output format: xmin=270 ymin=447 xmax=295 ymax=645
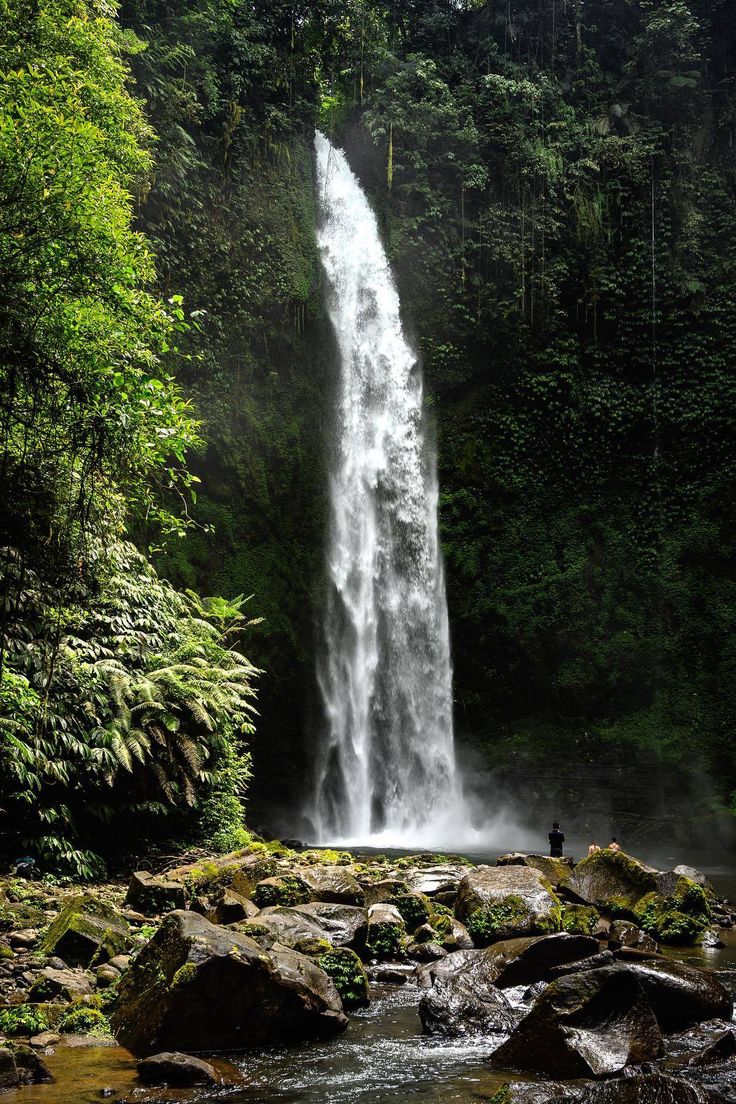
xmin=497 ymin=853 xmax=573 ymax=888
xmin=456 ymin=866 xmax=562 ymax=946
xmin=29 ymin=966 xmax=94 ymax=1002
xmin=561 ymin=904 xmax=601 ymax=936
xmin=293 ymin=903 xmax=368 ymax=952
xmin=252 ymin=875 xmax=311 ymax=909
xmin=235 ymin=907 xmax=330 ymax=952
xmin=0 ymin=900 xmax=47 ymax=934
xmin=562 ymin=851 xmax=657 ymax=916
xmin=125 ymin=872 xmax=186 ymax=916
xmin=365 ymin=903 xmax=407 ymax=960
xmin=632 ymin=877 xmax=711 ymax=945
xmin=315 ymin=948 xmax=369 ymax=1009
xmin=111 ymin=910 xmax=347 ymax=1055
xmin=295 ymin=866 xmax=365 ymax=906
xmin=41 ymin=894 xmax=130 ymax=967
xmin=389 ymin=891 xmax=432 ymax=933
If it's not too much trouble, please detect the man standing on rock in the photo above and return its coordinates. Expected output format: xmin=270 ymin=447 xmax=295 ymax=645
xmin=548 ymin=822 xmax=565 ymax=858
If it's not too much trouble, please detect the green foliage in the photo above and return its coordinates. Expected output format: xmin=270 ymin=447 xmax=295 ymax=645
xmin=315 ymin=948 xmax=369 ymax=1009
xmin=0 ymin=1006 xmax=48 ymax=1037
xmin=561 ymin=905 xmax=600 ymax=936
xmin=389 ymin=893 xmax=431 ymax=933
xmin=252 ymin=876 xmax=310 ymax=909
xmin=366 ymin=920 xmax=405 ymax=961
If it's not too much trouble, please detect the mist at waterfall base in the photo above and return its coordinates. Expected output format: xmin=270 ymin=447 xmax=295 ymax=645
xmin=303 ymin=131 xmax=532 ymax=854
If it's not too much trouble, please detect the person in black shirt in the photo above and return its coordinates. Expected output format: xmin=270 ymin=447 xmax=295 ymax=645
xmin=549 ymin=822 xmax=565 ymax=858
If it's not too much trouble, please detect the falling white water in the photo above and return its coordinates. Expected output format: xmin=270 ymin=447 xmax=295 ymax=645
xmin=309 ymin=131 xmax=476 ymax=848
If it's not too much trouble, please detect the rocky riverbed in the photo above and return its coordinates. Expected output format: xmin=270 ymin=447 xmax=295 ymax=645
xmin=1 ymin=843 xmax=736 ymax=1102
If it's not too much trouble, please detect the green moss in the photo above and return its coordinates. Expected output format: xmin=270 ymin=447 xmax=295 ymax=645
xmin=561 ymin=904 xmax=600 ymax=935
xmin=633 ymin=877 xmax=711 ymax=945
xmin=171 ymin=962 xmax=197 ymax=989
xmin=58 ymin=1005 xmax=110 ymax=1036
xmin=316 ymin=948 xmax=369 ymax=1009
xmin=466 ymin=892 xmax=562 ymax=945
xmin=0 ymin=943 xmax=13 ymax=960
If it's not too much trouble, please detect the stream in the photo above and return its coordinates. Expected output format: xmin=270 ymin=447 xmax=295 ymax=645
xmin=8 ymin=855 xmax=736 ymax=1103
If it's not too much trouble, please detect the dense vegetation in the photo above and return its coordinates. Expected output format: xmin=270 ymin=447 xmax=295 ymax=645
xmin=2 ymin=0 xmax=736 ymax=860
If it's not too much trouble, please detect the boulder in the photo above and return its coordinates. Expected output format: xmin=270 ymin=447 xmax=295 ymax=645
xmin=673 ymin=866 xmax=710 ymax=889
xmin=482 ymin=932 xmax=601 ymax=988
xmin=580 ymin=1073 xmax=717 ymax=1103
xmin=30 ymin=1032 xmax=60 ymax=1048
xmin=252 ymin=875 xmax=311 ymax=909
xmin=497 ymin=853 xmax=573 ymax=887
xmin=562 ymin=851 xmax=657 ymax=914
xmin=419 ymin=966 xmax=516 ymax=1037
xmin=548 ymin=950 xmax=616 ymax=978
xmin=111 ymin=910 xmax=347 ymax=1055
xmin=455 ymin=866 xmax=562 ymax=946
xmin=688 ymin=1028 xmax=736 ymax=1067
xmin=29 ymin=966 xmax=94 ymax=1001
xmin=137 ymin=1052 xmax=218 ymax=1086
xmin=295 ymin=866 xmax=365 ymax=906
xmin=125 ymin=872 xmax=186 ymax=915
xmin=561 ymin=904 xmax=601 ymax=936
xmin=292 ymin=903 xmax=368 ymax=952
xmin=389 ymin=891 xmax=432 ymax=933
xmin=406 ymin=866 xmax=467 ymax=898
xmin=41 ymin=895 xmax=130 ymax=967
xmin=358 ymin=879 xmax=410 ymax=907
xmin=13 ymin=1046 xmax=52 ymax=1085
xmin=206 ymin=889 xmax=259 ymax=926
xmin=366 ymin=904 xmax=406 ymax=960
xmin=0 ymin=1049 xmax=18 ymax=1092
xmin=235 ymin=907 xmax=330 ymax=953
xmin=95 ymin=965 xmax=120 ymax=989
xmin=623 ymin=959 xmax=733 ymax=1032
xmin=609 ymin=920 xmax=658 ymax=953
xmin=633 ymin=879 xmax=711 ymax=945
xmin=433 ymin=915 xmax=474 ymax=951
xmin=312 ymin=948 xmax=369 ymax=1009
xmin=491 ymin=966 xmax=663 ymax=1079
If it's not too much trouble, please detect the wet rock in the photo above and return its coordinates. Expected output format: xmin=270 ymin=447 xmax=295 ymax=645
xmin=235 ymin=907 xmax=330 ymax=953
xmin=561 ymin=904 xmax=601 ymax=936
xmin=8 ymin=931 xmax=37 ymax=950
xmin=365 ymin=964 xmax=413 ymax=983
xmin=41 ymin=895 xmax=131 ymax=967
xmin=688 ymin=1028 xmax=736 ymax=1067
xmin=700 ymin=929 xmax=724 ymax=949
xmin=295 ymin=866 xmax=365 ymax=906
xmin=609 ymin=920 xmax=658 ymax=953
xmin=111 ymin=910 xmax=347 ymax=1056
xmin=548 ymin=950 xmax=616 ymax=978
xmin=366 ymin=904 xmax=407 ymax=960
xmin=434 ymin=915 xmax=474 ymax=951
xmin=388 ymin=891 xmax=432 ymax=932
xmin=407 ymin=940 xmax=447 ymax=962
xmin=293 ymin=903 xmax=368 ymax=952
xmin=13 ymin=1046 xmax=53 ymax=1085
xmin=108 ymin=955 xmax=131 ymax=972
xmin=125 ymin=873 xmax=186 ymax=916
xmin=137 ymin=1051 xmax=218 ymax=1086
xmin=0 ymin=1049 xmax=18 ymax=1092
xmin=562 ymin=851 xmax=657 ymax=914
xmin=455 ymin=866 xmax=562 ymax=946
xmin=491 ymin=966 xmax=663 ymax=1079
xmin=580 ymin=1073 xmax=717 ymax=1102
xmin=482 ymin=933 xmax=601 ymax=988
xmin=29 ymin=966 xmax=95 ymax=1001
xmin=624 ymin=959 xmax=733 ymax=1032
xmin=419 ymin=958 xmax=516 ymax=1037
xmin=673 ymin=866 xmax=710 ymax=890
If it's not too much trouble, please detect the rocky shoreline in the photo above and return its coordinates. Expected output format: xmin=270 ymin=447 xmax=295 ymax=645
xmin=1 ymin=844 xmax=735 ymax=1101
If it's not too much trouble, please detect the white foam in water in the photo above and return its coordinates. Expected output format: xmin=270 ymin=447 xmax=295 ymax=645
xmin=308 ymin=131 xmax=482 ymax=849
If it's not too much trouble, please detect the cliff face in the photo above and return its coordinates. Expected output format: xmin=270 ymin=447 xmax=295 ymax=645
xmin=125 ymin=0 xmax=736 ymax=838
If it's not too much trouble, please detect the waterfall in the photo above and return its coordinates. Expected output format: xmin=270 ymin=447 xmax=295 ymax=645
xmin=309 ymin=131 xmax=472 ymax=847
